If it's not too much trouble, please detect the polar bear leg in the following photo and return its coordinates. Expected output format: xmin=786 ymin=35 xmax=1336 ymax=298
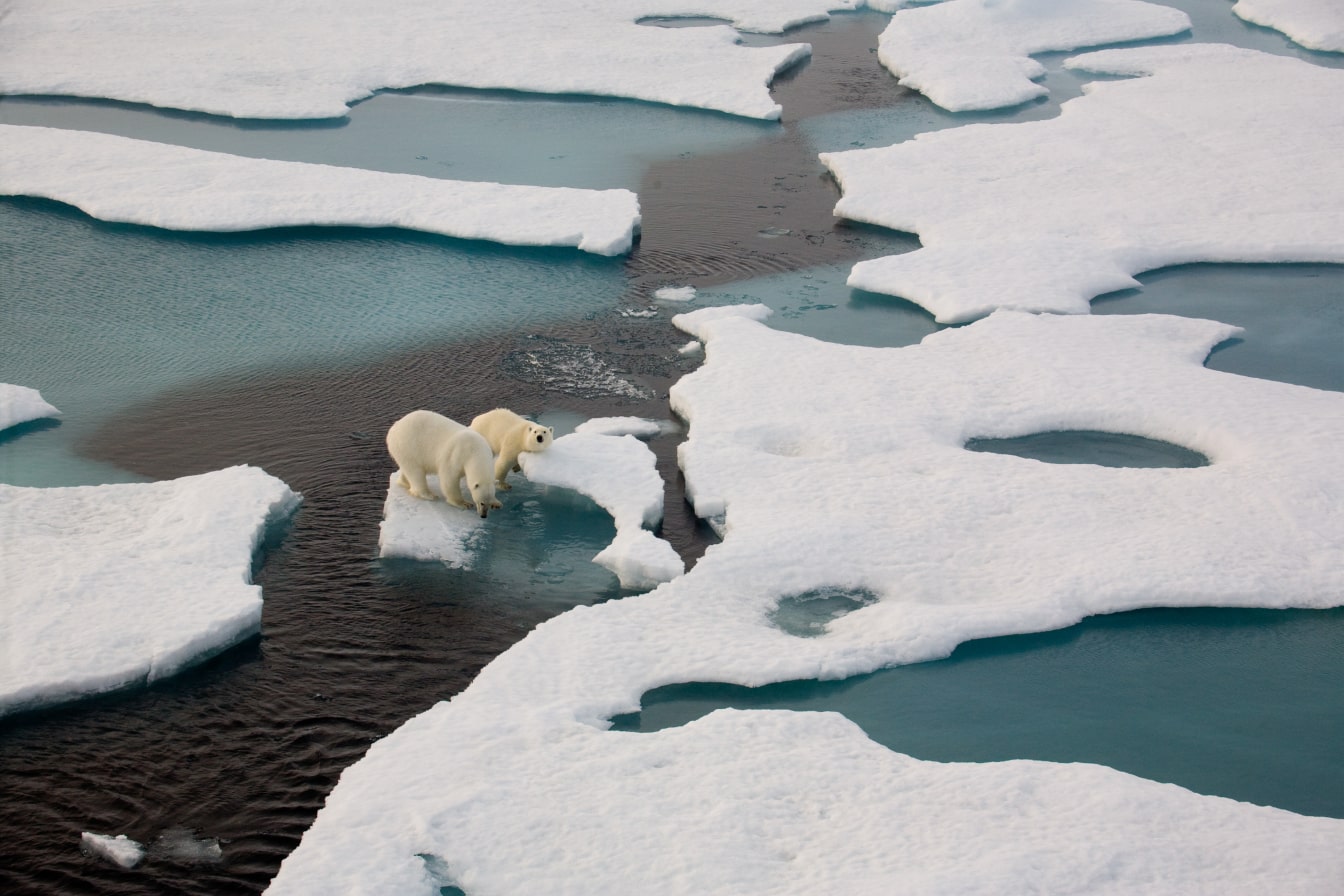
xmin=494 ymin=449 xmax=519 ymax=489
xmin=399 ymin=467 xmax=435 ymax=501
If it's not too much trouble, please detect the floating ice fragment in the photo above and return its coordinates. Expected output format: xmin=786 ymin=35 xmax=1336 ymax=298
xmin=0 ymin=383 xmax=60 ymax=432
xmin=0 ymin=0 xmax=852 ymax=120
xmin=821 ymin=44 xmax=1344 ymax=321
xmin=678 ymin=340 xmax=704 ymax=356
xmin=81 ymin=832 xmax=145 ymax=869
xmin=654 ymin=285 xmax=698 ymax=302
xmin=574 ymin=416 xmax=671 ymax=438
xmin=521 ymin=426 xmax=683 ymax=588
xmin=0 ymin=466 xmax=300 ymax=717
xmin=150 ymin=827 xmax=223 ymax=865
xmin=0 ymin=125 xmax=641 ymax=256
xmin=876 ymin=0 xmax=1190 ymax=111
xmin=1233 ymin=0 xmax=1344 ymax=52
xmin=378 ymin=473 xmax=488 ymax=567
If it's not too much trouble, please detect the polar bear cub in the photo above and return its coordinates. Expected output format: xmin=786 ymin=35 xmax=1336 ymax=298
xmin=386 ymin=409 xmax=502 ymax=518
xmin=470 ymin=408 xmax=554 ymax=490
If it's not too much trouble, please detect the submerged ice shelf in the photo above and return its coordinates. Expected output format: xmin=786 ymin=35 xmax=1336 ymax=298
xmin=0 ymin=383 xmax=59 ymax=432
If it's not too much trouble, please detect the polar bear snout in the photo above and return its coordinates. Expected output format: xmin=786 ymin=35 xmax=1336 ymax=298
xmin=535 ymin=433 xmax=545 ymax=444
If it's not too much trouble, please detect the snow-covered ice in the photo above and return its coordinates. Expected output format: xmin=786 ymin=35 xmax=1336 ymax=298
xmin=521 ymin=424 xmax=683 ymax=589
xmin=268 ymin=307 xmax=1344 ymax=893
xmin=0 ymin=466 xmax=300 ymax=717
xmin=573 ymin=416 xmax=671 ymax=439
xmin=81 ymin=832 xmax=145 ymax=869
xmin=821 ymin=43 xmax=1344 ymax=322
xmin=876 ymin=0 xmax=1190 ymax=111
xmin=378 ymin=473 xmax=488 ymax=568
xmin=1234 ymin=0 xmax=1344 ymax=52
xmin=0 ymin=125 xmax=641 ymax=255
xmin=0 ymin=383 xmax=60 ymax=433
xmin=0 ymin=0 xmax=858 ymax=121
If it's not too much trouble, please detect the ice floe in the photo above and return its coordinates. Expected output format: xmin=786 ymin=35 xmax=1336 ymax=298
xmin=0 ymin=383 xmax=60 ymax=432
xmin=654 ymin=285 xmax=698 ymax=302
xmin=0 ymin=466 xmax=300 ymax=717
xmin=268 ymin=307 xmax=1344 ymax=893
xmin=821 ymin=43 xmax=1344 ymax=322
xmin=1234 ymin=0 xmax=1344 ymax=52
xmin=876 ymin=0 xmax=1190 ymax=111
xmin=521 ymin=424 xmax=682 ymax=589
xmin=81 ymin=832 xmax=145 ymax=869
xmin=378 ymin=473 xmax=488 ymax=568
xmin=0 ymin=125 xmax=641 ymax=255
xmin=0 ymin=0 xmax=856 ymax=120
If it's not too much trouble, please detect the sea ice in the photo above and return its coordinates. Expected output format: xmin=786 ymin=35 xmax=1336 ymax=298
xmin=81 ymin=832 xmax=145 ymax=869
xmin=821 ymin=43 xmax=1344 ymax=321
xmin=876 ymin=0 xmax=1190 ymax=111
xmin=654 ymin=285 xmax=698 ymax=302
xmin=0 ymin=0 xmax=857 ymax=120
xmin=520 ymin=425 xmax=683 ymax=589
xmin=268 ymin=307 xmax=1344 ymax=893
xmin=378 ymin=473 xmax=488 ymax=568
xmin=1234 ymin=0 xmax=1344 ymax=52
xmin=0 ymin=125 xmax=641 ymax=255
xmin=0 ymin=466 xmax=299 ymax=717
xmin=573 ymin=416 xmax=670 ymax=438
xmin=0 ymin=383 xmax=60 ymax=432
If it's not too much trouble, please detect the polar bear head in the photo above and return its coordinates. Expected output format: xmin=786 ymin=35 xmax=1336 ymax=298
xmin=524 ymin=423 xmax=554 ymax=452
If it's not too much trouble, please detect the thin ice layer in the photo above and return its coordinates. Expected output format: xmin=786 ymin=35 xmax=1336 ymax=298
xmin=0 ymin=0 xmax=855 ymax=120
xmin=821 ymin=44 xmax=1344 ymax=321
xmin=0 ymin=125 xmax=641 ymax=255
xmin=877 ymin=0 xmax=1190 ymax=111
xmin=0 ymin=466 xmax=300 ymax=717
xmin=267 ymin=308 xmax=1344 ymax=893
xmin=377 ymin=473 xmax=487 ymax=567
xmin=0 ymin=383 xmax=60 ymax=432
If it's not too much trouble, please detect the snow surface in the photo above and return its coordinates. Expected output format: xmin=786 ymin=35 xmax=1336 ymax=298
xmin=0 ymin=0 xmax=859 ymax=120
xmin=1234 ymin=0 xmax=1344 ymax=52
xmin=378 ymin=473 xmax=488 ymax=568
xmin=877 ymin=0 xmax=1190 ymax=111
xmin=520 ymin=426 xmax=683 ymax=589
xmin=573 ymin=416 xmax=671 ymax=438
xmin=0 ymin=466 xmax=300 ymax=717
xmin=268 ymin=307 xmax=1344 ymax=893
xmin=0 ymin=383 xmax=60 ymax=432
xmin=821 ymin=43 xmax=1344 ymax=322
xmin=0 ymin=125 xmax=641 ymax=255
xmin=81 ymin=833 xmax=145 ymax=869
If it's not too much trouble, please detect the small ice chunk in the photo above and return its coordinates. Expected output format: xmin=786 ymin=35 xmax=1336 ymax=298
xmin=151 ymin=827 xmax=223 ymax=865
xmin=0 ymin=383 xmax=60 ymax=432
xmin=678 ymin=340 xmax=704 ymax=356
xmin=654 ymin=286 xmax=697 ymax=302
xmin=81 ymin=832 xmax=145 ymax=869
xmin=378 ymin=473 xmax=487 ymax=567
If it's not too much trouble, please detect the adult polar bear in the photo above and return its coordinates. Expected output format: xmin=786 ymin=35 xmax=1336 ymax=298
xmin=470 ymin=408 xmax=554 ymax=490
xmin=386 ymin=410 xmax=501 ymax=518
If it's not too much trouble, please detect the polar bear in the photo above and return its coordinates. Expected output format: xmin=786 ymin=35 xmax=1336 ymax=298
xmin=386 ymin=409 xmax=502 ymax=518
xmin=470 ymin=408 xmax=554 ymax=490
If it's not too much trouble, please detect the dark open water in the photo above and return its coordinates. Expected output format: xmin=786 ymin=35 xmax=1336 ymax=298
xmin=2 ymin=11 xmax=1341 ymax=895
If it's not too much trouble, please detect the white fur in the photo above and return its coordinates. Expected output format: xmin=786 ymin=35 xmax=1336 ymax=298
xmin=470 ymin=408 xmax=555 ymax=490
xmin=386 ymin=410 xmax=501 ymax=517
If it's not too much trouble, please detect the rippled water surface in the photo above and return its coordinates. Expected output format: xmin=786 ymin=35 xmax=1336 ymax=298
xmin=2 ymin=8 xmax=1342 ymax=895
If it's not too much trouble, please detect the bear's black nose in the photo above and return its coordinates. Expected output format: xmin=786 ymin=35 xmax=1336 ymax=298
xmin=536 ymin=434 xmax=544 ymax=443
